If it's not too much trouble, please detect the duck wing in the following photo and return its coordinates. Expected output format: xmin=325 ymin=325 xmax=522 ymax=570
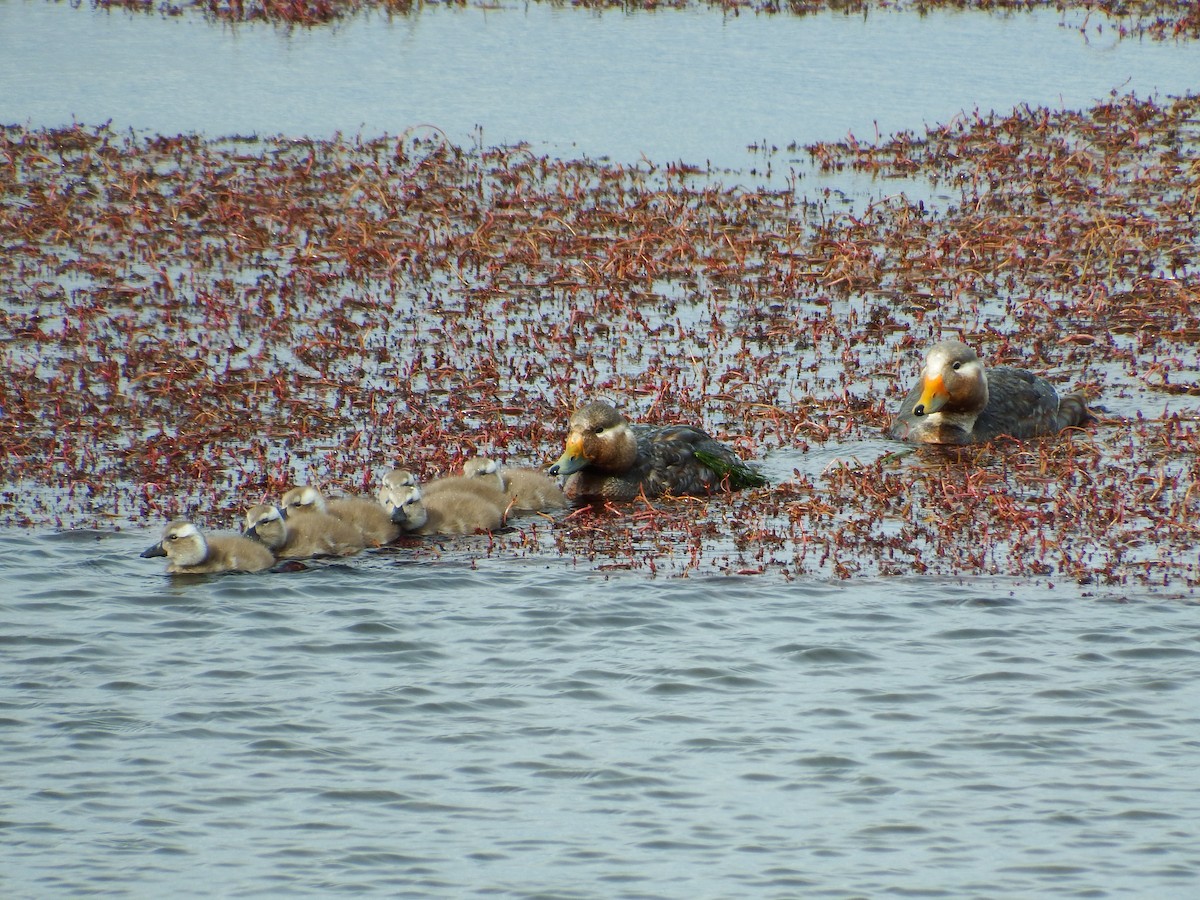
xmin=972 ymin=366 xmax=1062 ymax=441
xmin=634 ymin=425 xmax=765 ymax=495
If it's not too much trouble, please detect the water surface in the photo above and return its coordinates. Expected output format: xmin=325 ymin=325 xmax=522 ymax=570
xmin=3 ymin=530 xmax=1200 ymax=897
xmin=3 ymin=4 xmax=1200 ymax=896
xmin=1 ymin=1 xmax=1196 ymax=169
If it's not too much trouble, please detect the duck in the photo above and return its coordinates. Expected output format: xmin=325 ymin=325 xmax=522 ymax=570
xmin=887 ymin=340 xmax=1093 ymax=445
xmin=462 ymin=456 xmax=566 ymax=512
xmin=378 ymin=468 xmax=418 ymax=502
xmin=279 ymin=484 xmax=399 ymax=547
xmin=548 ymin=401 xmax=767 ymax=502
xmin=377 ymin=468 xmax=505 ymax=535
xmin=423 ymin=470 xmax=509 ymax=511
xmin=141 ymin=520 xmax=275 ymax=575
xmin=242 ymin=503 xmax=364 ymax=559
xmin=376 ymin=468 xmax=422 ymax=523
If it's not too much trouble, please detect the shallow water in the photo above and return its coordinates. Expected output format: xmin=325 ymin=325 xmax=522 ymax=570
xmin=1 ymin=2 xmax=1197 ymax=171
xmin=4 ymin=2 xmax=1200 ymax=895
xmin=3 ymin=529 xmax=1200 ymax=897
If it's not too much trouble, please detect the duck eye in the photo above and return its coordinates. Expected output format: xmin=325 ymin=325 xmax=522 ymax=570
xmin=592 ymin=426 xmax=604 ymax=435
xmin=952 ymin=361 xmax=962 ymax=371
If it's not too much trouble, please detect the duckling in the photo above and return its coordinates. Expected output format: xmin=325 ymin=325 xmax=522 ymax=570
xmin=379 ymin=484 xmax=426 ymax=528
xmin=280 ymin=484 xmax=399 ymax=547
xmin=888 ymin=340 xmax=1094 ymax=445
xmin=423 ymin=470 xmax=509 ymax=512
xmin=462 ymin=456 xmax=566 ymax=512
xmin=391 ymin=486 xmax=505 ymax=536
xmin=548 ymin=401 xmax=767 ymax=502
xmin=141 ymin=520 xmax=274 ymax=575
xmin=376 ymin=469 xmax=505 ymax=535
xmin=378 ymin=468 xmax=418 ymax=502
xmin=243 ymin=503 xmax=364 ymax=559
xmin=376 ymin=469 xmax=422 ymax=524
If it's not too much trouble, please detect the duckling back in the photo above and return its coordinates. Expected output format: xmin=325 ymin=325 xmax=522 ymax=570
xmin=419 ymin=487 xmax=506 ymax=535
xmin=465 ymin=456 xmax=564 ymax=512
xmin=244 ymin=503 xmax=364 ymax=559
xmin=425 ymin=471 xmax=509 ymax=512
xmin=281 ymin=484 xmax=398 ymax=547
xmin=325 ymin=495 xmax=400 ymax=547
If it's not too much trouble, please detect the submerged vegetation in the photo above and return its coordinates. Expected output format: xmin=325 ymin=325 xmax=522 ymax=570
xmin=61 ymin=0 xmax=1200 ymax=38
xmin=2 ymin=90 xmax=1199 ymax=584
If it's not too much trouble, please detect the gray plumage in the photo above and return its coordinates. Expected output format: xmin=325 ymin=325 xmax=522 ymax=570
xmin=550 ymin=401 xmax=766 ymax=502
xmin=888 ymin=340 xmax=1093 ymax=445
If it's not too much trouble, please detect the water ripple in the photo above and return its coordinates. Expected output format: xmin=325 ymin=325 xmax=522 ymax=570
xmin=1 ymin=532 xmax=1199 ymax=896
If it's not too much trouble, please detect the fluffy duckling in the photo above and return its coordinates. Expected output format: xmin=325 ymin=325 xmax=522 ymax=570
xmin=888 ymin=340 xmax=1094 ymax=445
xmin=423 ymin=471 xmax=509 ymax=511
xmin=377 ymin=469 xmax=505 ymax=535
xmin=462 ymin=456 xmax=566 ymax=512
xmin=377 ymin=468 xmax=418 ymax=503
xmin=280 ymin=484 xmax=399 ymax=547
xmin=395 ymin=488 xmax=505 ymax=536
xmin=141 ymin=520 xmax=274 ymax=575
xmin=548 ymin=401 xmax=767 ymax=502
xmin=376 ymin=469 xmax=422 ymax=523
xmin=243 ymin=503 xmax=364 ymax=559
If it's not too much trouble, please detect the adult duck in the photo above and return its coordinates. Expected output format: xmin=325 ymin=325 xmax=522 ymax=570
xmin=888 ymin=340 xmax=1092 ymax=445
xmin=549 ymin=401 xmax=766 ymax=502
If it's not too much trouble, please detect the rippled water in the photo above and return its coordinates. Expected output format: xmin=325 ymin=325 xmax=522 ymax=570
xmin=4 ymin=2 xmax=1200 ymax=895
xmin=4 ymin=529 xmax=1200 ymax=896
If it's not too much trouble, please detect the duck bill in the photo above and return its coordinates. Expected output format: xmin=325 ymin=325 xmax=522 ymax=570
xmin=915 ymin=373 xmax=949 ymax=416
xmin=549 ymin=434 xmax=588 ymax=477
xmin=140 ymin=542 xmax=166 ymax=559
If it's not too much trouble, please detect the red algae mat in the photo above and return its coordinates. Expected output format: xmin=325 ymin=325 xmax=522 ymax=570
xmin=2 ymin=92 xmax=1199 ymax=585
xmin=73 ymin=0 xmax=1200 ymax=38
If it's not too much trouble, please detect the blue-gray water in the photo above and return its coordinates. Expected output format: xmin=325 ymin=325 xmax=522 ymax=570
xmin=3 ymin=2 xmax=1200 ymax=896
xmin=1 ymin=2 xmax=1197 ymax=168
xmin=4 ymin=529 xmax=1200 ymax=897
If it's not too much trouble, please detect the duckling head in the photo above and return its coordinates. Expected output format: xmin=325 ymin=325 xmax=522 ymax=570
xmin=912 ymin=340 xmax=989 ymax=418
xmin=380 ymin=469 xmax=417 ymax=492
xmin=243 ymin=504 xmax=287 ymax=551
xmin=388 ymin=488 xmax=429 ymax=531
xmin=377 ymin=469 xmax=420 ymax=514
xmin=549 ymin=401 xmax=638 ymax=477
xmin=141 ymin=520 xmax=208 ymax=568
xmin=463 ymin=456 xmax=505 ymax=490
xmin=280 ymin=485 xmax=327 ymax=517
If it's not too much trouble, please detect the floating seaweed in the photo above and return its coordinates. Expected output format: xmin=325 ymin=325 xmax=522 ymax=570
xmin=2 ymin=91 xmax=1199 ymax=585
xmin=63 ymin=0 xmax=1200 ymax=39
